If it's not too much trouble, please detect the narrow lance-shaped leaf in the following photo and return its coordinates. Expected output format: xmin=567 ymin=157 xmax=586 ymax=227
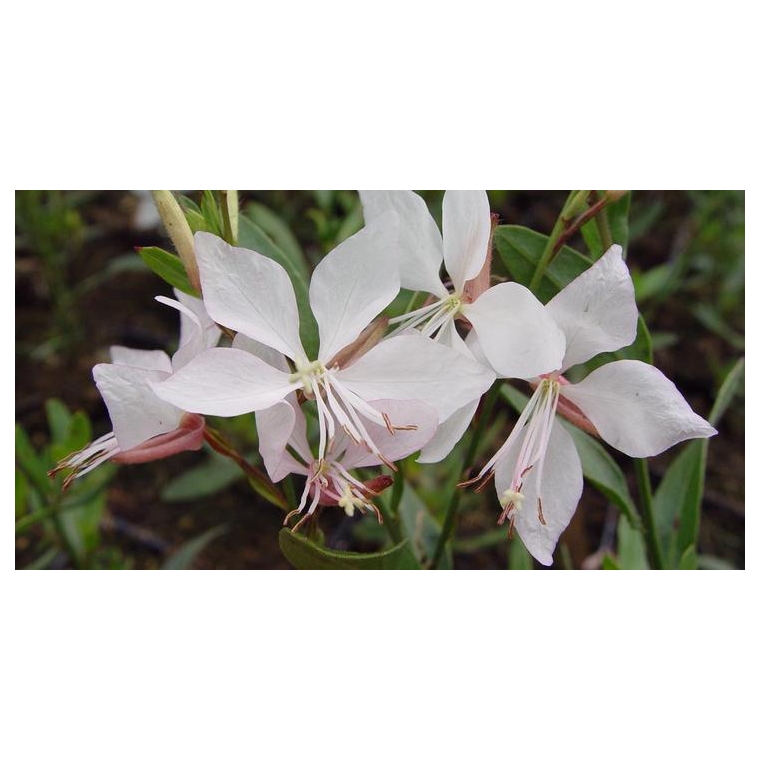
xmin=163 ymin=524 xmax=228 ymax=570
xmin=653 ymin=356 xmax=744 ymax=567
xmin=137 ymin=246 xmax=198 ymax=297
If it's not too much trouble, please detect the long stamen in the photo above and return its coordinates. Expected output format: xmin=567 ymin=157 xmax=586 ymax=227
xmin=387 ymin=299 xmax=443 ymax=325
xmin=460 ymin=387 xmax=543 ymax=487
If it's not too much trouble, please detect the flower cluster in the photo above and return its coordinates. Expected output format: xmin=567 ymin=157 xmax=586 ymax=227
xmin=53 ymin=191 xmax=717 ymax=566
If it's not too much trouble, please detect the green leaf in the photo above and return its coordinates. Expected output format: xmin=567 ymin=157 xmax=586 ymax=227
xmin=245 ymin=201 xmax=307 ymax=277
xmin=601 ymin=555 xmax=620 ymax=570
xmin=653 ymin=440 xmax=706 ymax=568
xmin=200 ymin=190 xmax=223 ymax=236
xmin=163 ymin=524 xmax=228 ymax=570
xmin=15 ymin=424 xmax=50 ymax=496
xmin=24 ymin=546 xmax=61 ymax=570
xmin=562 ymin=421 xmax=641 ymax=529
xmin=45 ymin=398 xmax=72 ymax=443
xmin=15 ymin=468 xmax=29 ymax=519
xmin=238 ymin=215 xmax=319 ymax=357
xmin=617 ymin=515 xmax=649 ymax=569
xmin=653 ymin=359 xmax=742 ymax=567
xmin=392 ymin=482 xmax=451 ymax=569
xmin=709 ymin=357 xmax=744 ymax=427
xmin=67 ymin=411 xmax=93 ymax=451
xmin=160 ymin=452 xmax=243 ymax=502
xmin=137 ymin=246 xmax=198 ymax=296
xmin=494 ymin=225 xmax=592 ymax=303
xmin=678 ymin=545 xmax=697 ymax=570
xmin=508 ymin=534 xmax=534 ymax=569
xmin=279 ymin=529 xmax=418 ymax=570
xmin=184 ymin=208 xmax=209 ymax=235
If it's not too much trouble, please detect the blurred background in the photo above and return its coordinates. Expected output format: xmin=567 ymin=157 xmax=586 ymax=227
xmin=14 ymin=190 xmax=745 ymax=569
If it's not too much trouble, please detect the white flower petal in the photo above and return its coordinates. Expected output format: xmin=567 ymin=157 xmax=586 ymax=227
xmin=464 ymin=282 xmax=566 ymax=379
xmin=193 ymin=231 xmax=305 ymax=360
xmin=442 ymin=190 xmax=491 ymax=292
xmin=310 ymin=212 xmax=400 ymax=363
xmin=546 ymin=244 xmax=638 ymax=371
xmin=155 ymin=295 xmax=207 ymax=371
xmin=494 ymin=421 xmax=583 ymax=567
xmin=151 ymin=347 xmax=296 ymax=417
xmin=341 ymin=399 xmax=438 ymax=469
xmin=417 ymin=398 xmax=478 ymax=463
xmin=337 ymin=334 xmax=495 ymax=423
xmin=561 ymin=360 xmax=718 ymax=458
xmin=174 ymin=288 xmax=222 ymax=350
xmin=232 ymin=333 xmax=291 ymax=373
xmin=93 ymin=363 xmax=180 ymax=451
xmin=256 ymin=399 xmax=310 ymax=482
xmin=109 ymin=346 xmax=172 ymax=373
xmin=359 ymin=190 xmax=447 ymax=297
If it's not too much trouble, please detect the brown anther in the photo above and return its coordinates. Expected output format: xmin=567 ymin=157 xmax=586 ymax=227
xmin=382 ymin=412 xmax=395 ymax=435
xmin=341 ymin=424 xmax=361 ymax=446
xmin=537 ymin=498 xmax=547 ymax=526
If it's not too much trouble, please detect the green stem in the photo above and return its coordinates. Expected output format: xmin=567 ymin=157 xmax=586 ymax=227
xmin=634 ymin=458 xmax=664 ymax=569
xmin=430 ymin=384 xmax=501 ymax=568
xmin=528 ymin=191 xmax=588 ymax=291
xmin=218 ymin=191 xmax=237 ymax=246
xmin=594 ymin=201 xmax=614 ymax=251
xmin=376 ymin=499 xmax=403 ymax=543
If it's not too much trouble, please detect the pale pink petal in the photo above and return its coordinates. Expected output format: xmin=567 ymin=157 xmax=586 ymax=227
xmin=193 ymin=231 xmax=305 ymax=360
xmin=155 ymin=295 xmax=207 ymax=370
xmin=340 ymin=399 xmax=438 ymax=469
xmin=494 ymin=421 xmax=583 ymax=567
xmin=463 ymin=282 xmax=566 ymax=379
xmin=174 ymin=288 xmax=222 ymax=350
xmin=151 ymin=347 xmax=296 ymax=417
xmin=560 ymin=360 xmax=718 ymax=458
xmin=546 ymin=244 xmax=638 ymax=371
xmin=359 ymin=190 xmax=447 ymax=297
xmin=114 ymin=414 xmax=205 ymax=464
xmin=256 ymin=400 xmax=310 ymax=482
xmin=93 ymin=363 xmax=180 ymax=451
xmin=310 ymin=212 xmax=400 ymax=363
xmin=109 ymin=346 xmax=172 ymax=373
xmin=337 ymin=334 xmax=495 ymax=423
xmin=417 ymin=398 xmax=478 ymax=464
xmin=442 ymin=190 xmax=491 ymax=292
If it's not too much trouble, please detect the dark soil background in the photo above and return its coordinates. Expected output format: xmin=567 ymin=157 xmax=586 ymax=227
xmin=15 ymin=191 xmax=745 ymax=569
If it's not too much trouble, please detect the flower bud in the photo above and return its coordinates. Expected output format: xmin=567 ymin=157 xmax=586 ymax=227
xmin=151 ymin=191 xmax=201 ymax=292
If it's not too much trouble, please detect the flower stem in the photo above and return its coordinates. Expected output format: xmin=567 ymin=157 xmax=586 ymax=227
xmin=430 ymin=384 xmax=501 ymax=568
xmin=634 ymin=458 xmax=665 ymax=569
xmin=529 ymin=191 xmax=588 ymax=291
xmin=594 ymin=201 xmax=614 ymax=251
xmin=203 ymin=427 xmax=289 ymax=511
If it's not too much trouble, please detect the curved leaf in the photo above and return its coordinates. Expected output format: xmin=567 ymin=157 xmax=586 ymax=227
xmin=279 ymin=529 xmax=418 ymax=570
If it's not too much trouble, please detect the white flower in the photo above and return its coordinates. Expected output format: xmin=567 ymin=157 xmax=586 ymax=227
xmin=51 ymin=291 xmax=220 ymax=486
xmin=467 ymin=245 xmax=717 ymax=566
xmin=360 ymin=190 xmax=565 ymax=461
xmin=153 ymin=221 xmax=494 ymax=466
xmin=256 ymin=396 xmax=438 ymax=529
xmin=360 ymin=190 xmax=565 ymax=374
